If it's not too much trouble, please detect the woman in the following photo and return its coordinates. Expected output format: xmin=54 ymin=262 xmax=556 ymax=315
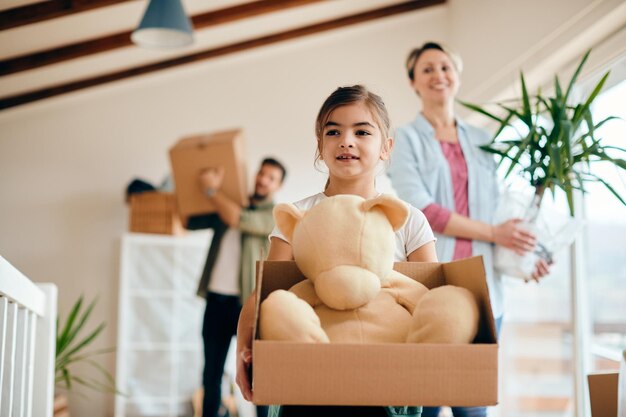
xmin=388 ymin=42 xmax=550 ymax=417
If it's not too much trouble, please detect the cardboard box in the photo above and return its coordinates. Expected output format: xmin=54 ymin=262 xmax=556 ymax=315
xmin=588 ymin=372 xmax=618 ymax=417
xmin=252 ymin=256 xmax=498 ymax=406
xmin=129 ymin=191 xmax=184 ymax=235
xmin=169 ymin=130 xmax=248 ymax=224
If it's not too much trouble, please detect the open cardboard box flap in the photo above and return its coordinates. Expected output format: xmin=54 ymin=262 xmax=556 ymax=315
xmin=252 ymin=256 xmax=498 ymax=406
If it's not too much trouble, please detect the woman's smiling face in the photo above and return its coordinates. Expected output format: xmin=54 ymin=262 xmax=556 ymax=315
xmin=411 ymin=48 xmax=460 ymax=104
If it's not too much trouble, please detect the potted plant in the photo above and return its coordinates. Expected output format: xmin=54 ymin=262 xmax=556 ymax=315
xmin=54 ymin=295 xmax=119 ymax=416
xmin=461 ymin=50 xmax=626 ymax=278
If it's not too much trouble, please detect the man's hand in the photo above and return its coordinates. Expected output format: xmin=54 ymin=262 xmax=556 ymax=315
xmin=199 ymin=167 xmax=225 ymax=194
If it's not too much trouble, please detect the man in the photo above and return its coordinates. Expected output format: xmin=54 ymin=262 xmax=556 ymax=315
xmin=194 ymin=158 xmax=286 ymax=417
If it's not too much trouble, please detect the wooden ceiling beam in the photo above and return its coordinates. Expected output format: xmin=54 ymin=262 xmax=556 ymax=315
xmin=0 ymin=0 xmax=446 ymax=111
xmin=0 ymin=0 xmax=323 ymax=77
xmin=0 ymin=0 xmax=132 ymax=30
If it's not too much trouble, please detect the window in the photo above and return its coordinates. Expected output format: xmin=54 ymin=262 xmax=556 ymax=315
xmin=583 ymin=78 xmax=626 ymax=371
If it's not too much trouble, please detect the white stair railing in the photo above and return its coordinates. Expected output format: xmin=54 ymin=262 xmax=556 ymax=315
xmin=0 ymin=255 xmax=57 ymax=417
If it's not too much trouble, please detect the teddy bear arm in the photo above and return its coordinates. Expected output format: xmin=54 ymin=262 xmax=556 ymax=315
xmin=289 ymin=280 xmax=322 ymax=307
xmin=385 ymin=270 xmax=429 ymax=314
xmin=259 ymin=290 xmax=329 ymax=343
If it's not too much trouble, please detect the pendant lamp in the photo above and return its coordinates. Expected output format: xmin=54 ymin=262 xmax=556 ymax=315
xmin=132 ymin=0 xmax=194 ymax=49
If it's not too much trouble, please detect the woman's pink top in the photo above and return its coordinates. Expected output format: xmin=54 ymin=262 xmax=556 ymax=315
xmin=422 ymin=141 xmax=473 ymax=260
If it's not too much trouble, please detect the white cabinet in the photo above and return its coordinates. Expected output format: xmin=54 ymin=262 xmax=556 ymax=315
xmin=115 ymin=232 xmax=210 ymax=417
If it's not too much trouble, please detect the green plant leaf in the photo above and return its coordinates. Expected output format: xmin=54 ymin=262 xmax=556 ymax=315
xmin=520 ymin=72 xmax=533 ymax=125
xmin=57 ymin=295 xmax=84 ymax=356
xmin=56 ymin=347 xmax=116 ymax=370
xmin=492 ymin=111 xmax=515 ymax=140
xmin=82 ymin=358 xmax=117 ymax=389
xmin=70 ymin=375 xmax=118 ymax=395
xmin=459 ymin=101 xmax=506 ymax=124
xmin=563 ymin=50 xmax=591 ymax=104
xmin=600 ymin=146 xmax=626 ymax=155
xmin=574 ymin=71 xmax=611 ymax=122
xmin=59 ymin=323 xmax=106 ymax=362
xmin=497 ymin=104 xmax=526 ymax=126
xmin=554 ymin=75 xmax=563 ymax=102
xmin=585 ymin=173 xmax=626 ymax=206
xmin=62 ymin=298 xmax=99 ymax=356
xmin=62 ymin=368 xmax=72 ymax=390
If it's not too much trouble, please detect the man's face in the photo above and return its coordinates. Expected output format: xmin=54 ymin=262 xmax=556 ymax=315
xmin=253 ymin=164 xmax=283 ymax=199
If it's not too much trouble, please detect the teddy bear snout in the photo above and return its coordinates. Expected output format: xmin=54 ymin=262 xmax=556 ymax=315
xmin=314 ymin=265 xmax=381 ymax=310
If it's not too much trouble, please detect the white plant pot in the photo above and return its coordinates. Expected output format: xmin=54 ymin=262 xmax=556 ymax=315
xmin=493 ymin=188 xmax=582 ymax=280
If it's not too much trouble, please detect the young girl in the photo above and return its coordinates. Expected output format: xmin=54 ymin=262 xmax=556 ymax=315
xmin=235 ymin=85 xmax=437 ymax=417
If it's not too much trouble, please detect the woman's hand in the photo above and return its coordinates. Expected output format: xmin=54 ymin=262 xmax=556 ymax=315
xmin=525 ymin=258 xmax=551 ymax=283
xmin=236 ymin=344 xmax=253 ymax=401
xmin=492 ymin=219 xmax=536 ymax=255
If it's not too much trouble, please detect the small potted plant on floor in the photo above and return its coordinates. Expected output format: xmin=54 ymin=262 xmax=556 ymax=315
xmin=462 ymin=50 xmax=626 ymax=278
xmin=54 ymin=295 xmax=119 ymax=417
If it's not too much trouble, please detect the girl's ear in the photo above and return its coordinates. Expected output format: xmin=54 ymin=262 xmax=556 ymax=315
xmin=380 ymin=137 xmax=394 ymax=161
xmin=362 ymin=195 xmax=409 ymax=231
xmin=273 ymin=204 xmax=304 ymax=241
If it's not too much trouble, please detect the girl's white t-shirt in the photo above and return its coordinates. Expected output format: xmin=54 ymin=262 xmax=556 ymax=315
xmin=269 ymin=193 xmax=436 ymax=262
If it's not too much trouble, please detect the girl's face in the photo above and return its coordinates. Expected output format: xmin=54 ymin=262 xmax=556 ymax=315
xmin=319 ymin=102 xmax=392 ymax=181
xmin=410 ymin=48 xmax=460 ymax=105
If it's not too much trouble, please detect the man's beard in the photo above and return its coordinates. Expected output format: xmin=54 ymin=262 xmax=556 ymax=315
xmin=252 ymin=189 xmax=268 ymax=200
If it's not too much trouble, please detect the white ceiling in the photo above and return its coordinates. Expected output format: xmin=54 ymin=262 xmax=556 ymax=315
xmin=0 ymin=0 xmax=443 ymax=109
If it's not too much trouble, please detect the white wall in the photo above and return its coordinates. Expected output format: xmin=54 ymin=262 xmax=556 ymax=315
xmin=0 ymin=1 xmax=622 ymax=416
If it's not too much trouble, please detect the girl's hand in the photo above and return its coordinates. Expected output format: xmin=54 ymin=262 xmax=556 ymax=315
xmin=236 ymin=346 xmax=253 ymax=401
xmin=199 ymin=166 xmax=225 ymax=192
xmin=525 ymin=259 xmax=551 ymax=283
xmin=492 ymin=219 xmax=536 ymax=255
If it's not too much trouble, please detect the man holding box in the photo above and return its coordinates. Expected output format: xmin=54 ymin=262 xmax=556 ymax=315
xmin=195 ymin=158 xmax=286 ymax=417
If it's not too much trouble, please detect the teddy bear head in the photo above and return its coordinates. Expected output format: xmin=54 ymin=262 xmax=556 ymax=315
xmin=273 ymin=194 xmax=409 ymax=310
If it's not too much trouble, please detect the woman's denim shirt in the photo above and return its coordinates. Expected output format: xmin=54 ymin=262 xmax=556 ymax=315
xmin=388 ymin=113 xmax=503 ymax=318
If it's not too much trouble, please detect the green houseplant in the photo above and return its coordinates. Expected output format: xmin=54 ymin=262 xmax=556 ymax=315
xmin=55 ymin=295 xmax=119 ymax=415
xmin=461 ymin=50 xmax=626 ymax=277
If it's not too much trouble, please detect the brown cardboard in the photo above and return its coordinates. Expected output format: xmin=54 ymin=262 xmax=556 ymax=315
xmin=169 ymin=130 xmax=248 ymax=223
xmin=588 ymin=372 xmax=618 ymax=417
xmin=252 ymin=256 xmax=498 ymax=406
xmin=129 ymin=191 xmax=184 ymax=235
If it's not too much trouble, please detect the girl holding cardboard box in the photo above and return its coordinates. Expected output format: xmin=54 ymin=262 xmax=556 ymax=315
xmin=236 ymin=85 xmax=438 ymax=416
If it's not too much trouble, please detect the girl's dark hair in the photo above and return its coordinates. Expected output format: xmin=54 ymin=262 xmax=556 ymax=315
xmin=405 ymin=41 xmax=463 ymax=81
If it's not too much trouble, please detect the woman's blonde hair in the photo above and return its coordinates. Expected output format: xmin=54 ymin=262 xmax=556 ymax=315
xmin=314 ymin=85 xmax=390 ymax=166
xmin=405 ymin=41 xmax=463 ymax=81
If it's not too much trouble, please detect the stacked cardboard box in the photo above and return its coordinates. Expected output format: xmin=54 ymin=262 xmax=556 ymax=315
xmin=252 ymin=256 xmax=498 ymax=407
xmin=129 ymin=192 xmax=183 ymax=235
xmin=169 ymin=130 xmax=248 ymax=226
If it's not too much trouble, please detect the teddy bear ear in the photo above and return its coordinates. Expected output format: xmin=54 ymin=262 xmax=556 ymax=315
xmin=362 ymin=195 xmax=409 ymax=231
xmin=273 ymin=203 xmax=304 ymax=241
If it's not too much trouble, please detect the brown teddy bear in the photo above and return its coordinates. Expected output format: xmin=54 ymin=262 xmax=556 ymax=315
xmin=259 ymin=194 xmax=479 ymax=344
